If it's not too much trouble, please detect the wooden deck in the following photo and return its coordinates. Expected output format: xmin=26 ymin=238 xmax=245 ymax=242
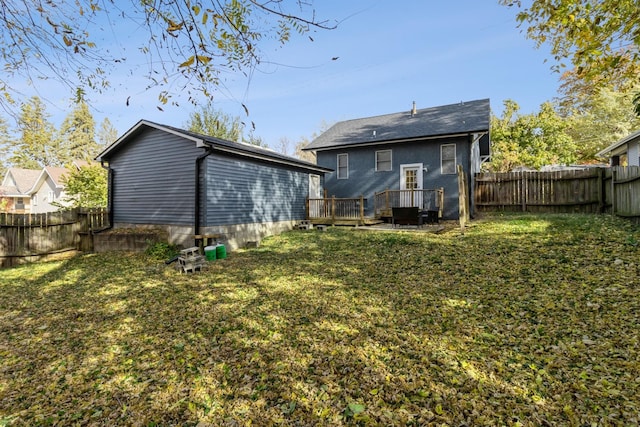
xmin=307 ymin=189 xmax=444 ymax=225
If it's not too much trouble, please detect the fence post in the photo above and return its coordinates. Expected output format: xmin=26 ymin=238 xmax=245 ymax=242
xmin=611 ymin=167 xmax=617 ymax=216
xmin=306 ymin=198 xmax=310 ymax=220
xmin=521 ymin=172 xmax=527 ymax=212
xmin=359 ymin=195 xmax=365 ymax=225
xmin=331 ymin=196 xmax=336 ymax=224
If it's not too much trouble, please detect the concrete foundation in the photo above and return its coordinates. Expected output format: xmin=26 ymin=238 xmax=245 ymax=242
xmin=106 ymin=220 xmax=299 ymax=252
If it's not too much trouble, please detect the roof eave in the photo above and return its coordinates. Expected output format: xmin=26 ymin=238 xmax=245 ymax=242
xmin=95 ymin=120 xmax=205 ymax=161
xmin=305 ymin=130 xmax=488 ymax=152
xmin=206 ymin=140 xmax=332 ymax=174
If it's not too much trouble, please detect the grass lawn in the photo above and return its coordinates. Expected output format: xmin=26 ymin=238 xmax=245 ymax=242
xmin=1 ymin=214 xmax=639 ymax=426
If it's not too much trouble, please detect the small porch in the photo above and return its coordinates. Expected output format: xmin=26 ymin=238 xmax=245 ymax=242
xmin=306 ymin=188 xmax=444 ymax=226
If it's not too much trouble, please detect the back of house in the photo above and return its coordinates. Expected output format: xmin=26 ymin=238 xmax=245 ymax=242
xmin=303 ymin=99 xmax=491 ymax=219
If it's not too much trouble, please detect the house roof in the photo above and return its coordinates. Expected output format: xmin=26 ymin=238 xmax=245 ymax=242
xmin=0 ymin=166 xmax=70 ymax=197
xmin=1 ymin=168 xmax=41 ymax=194
xmin=96 ymin=120 xmax=332 ymax=174
xmin=596 ymin=128 xmax=640 ymax=157
xmin=304 ymin=98 xmax=491 ymax=151
xmin=43 ymin=166 xmax=69 ymax=187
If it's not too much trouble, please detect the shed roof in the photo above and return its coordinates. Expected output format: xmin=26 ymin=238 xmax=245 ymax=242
xmin=596 ymin=128 xmax=640 ymax=157
xmin=97 ymin=120 xmax=332 ymax=174
xmin=305 ymin=98 xmax=490 ymax=151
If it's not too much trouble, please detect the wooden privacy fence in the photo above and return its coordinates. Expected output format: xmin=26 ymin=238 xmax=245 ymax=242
xmin=610 ymin=166 xmax=640 ymax=218
xmin=475 ymin=167 xmax=640 ymax=219
xmin=0 ymin=208 xmax=109 ymax=267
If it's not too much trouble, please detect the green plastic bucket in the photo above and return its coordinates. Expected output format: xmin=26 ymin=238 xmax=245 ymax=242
xmin=215 ymin=244 xmax=227 ymax=260
xmin=204 ymin=245 xmax=217 ymax=261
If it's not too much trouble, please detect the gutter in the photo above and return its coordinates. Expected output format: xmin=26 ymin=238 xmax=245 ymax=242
xmin=98 ymin=161 xmax=114 ymax=232
xmin=194 ymin=148 xmax=214 ymax=239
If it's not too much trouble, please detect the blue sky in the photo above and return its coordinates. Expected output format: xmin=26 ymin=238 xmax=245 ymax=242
xmin=22 ymin=1 xmax=561 ymax=151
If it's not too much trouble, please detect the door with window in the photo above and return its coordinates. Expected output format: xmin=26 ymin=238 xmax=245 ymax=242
xmin=399 ymin=164 xmax=423 ymax=208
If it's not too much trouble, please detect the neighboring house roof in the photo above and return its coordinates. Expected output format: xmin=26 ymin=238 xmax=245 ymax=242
xmin=96 ymin=120 xmax=332 ymax=174
xmin=304 ymin=98 xmax=491 ymax=151
xmin=0 ymin=166 xmax=69 ymax=197
xmin=43 ymin=166 xmax=69 ymax=188
xmin=1 ymin=168 xmax=41 ymax=195
xmin=596 ymin=129 xmax=640 ymax=157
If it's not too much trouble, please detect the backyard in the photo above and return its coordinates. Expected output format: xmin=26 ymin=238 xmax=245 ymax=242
xmin=0 ymin=214 xmax=639 ymax=426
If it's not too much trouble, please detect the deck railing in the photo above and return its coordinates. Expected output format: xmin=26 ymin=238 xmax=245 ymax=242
xmin=306 ymin=195 xmax=365 ymax=224
xmin=374 ymin=188 xmax=444 ymax=218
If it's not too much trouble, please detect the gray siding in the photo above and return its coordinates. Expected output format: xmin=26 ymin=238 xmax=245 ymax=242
xmin=317 ymin=136 xmax=471 ymax=219
xmin=203 ymin=154 xmax=309 ymax=226
xmin=109 ymin=128 xmax=202 ymax=225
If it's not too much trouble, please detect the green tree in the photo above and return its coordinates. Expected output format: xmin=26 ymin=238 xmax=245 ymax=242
xmin=185 ymin=106 xmax=267 ymax=146
xmin=186 ymin=107 xmax=243 ymax=141
xmin=0 ymin=116 xmax=11 ymax=178
xmin=502 ymin=0 xmax=640 ymax=113
xmin=97 ymin=118 xmax=119 ymax=148
xmin=0 ymin=1 xmax=334 ymax=112
xmin=59 ymin=164 xmax=107 ymax=208
xmin=59 ymin=101 xmax=100 ymax=162
xmin=486 ymin=100 xmax=577 ymax=172
xmin=557 ymin=72 xmax=640 ymax=162
xmin=10 ymin=97 xmax=60 ymax=169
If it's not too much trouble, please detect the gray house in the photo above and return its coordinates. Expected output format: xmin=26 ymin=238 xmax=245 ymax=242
xmin=304 ymin=99 xmax=491 ymax=220
xmin=96 ymin=120 xmax=331 ymax=250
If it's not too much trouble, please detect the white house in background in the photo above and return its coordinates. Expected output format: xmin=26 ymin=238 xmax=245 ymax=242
xmin=0 ymin=161 xmax=94 ymax=213
xmin=597 ymin=129 xmax=640 ymax=166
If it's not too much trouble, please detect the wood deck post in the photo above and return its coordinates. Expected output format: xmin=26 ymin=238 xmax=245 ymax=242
xmin=359 ymin=194 xmax=364 ymax=225
xmin=306 ymin=198 xmax=310 ymax=220
xmin=331 ymin=196 xmax=336 ymax=224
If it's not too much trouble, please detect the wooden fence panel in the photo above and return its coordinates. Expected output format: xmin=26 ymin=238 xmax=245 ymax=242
xmin=611 ymin=166 xmax=640 ymax=218
xmin=0 ymin=208 xmax=109 ymax=267
xmin=475 ymin=169 xmax=604 ymax=214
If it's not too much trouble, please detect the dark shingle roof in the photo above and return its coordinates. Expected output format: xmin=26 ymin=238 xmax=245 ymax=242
xmin=305 ymin=98 xmax=490 ymax=151
xmin=97 ymin=120 xmax=332 ymax=174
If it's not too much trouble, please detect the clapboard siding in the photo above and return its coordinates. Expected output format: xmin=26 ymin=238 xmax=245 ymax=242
xmin=203 ymin=154 xmax=308 ymax=226
xmin=108 ymin=128 xmax=202 ymax=225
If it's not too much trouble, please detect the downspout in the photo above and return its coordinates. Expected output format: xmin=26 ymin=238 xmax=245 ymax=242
xmin=100 ymin=161 xmax=114 ymax=231
xmin=195 ymin=148 xmax=214 ymax=240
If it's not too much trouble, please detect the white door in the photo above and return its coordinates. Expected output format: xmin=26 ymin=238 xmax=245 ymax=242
xmin=308 ymin=174 xmax=322 ymax=217
xmin=400 ymin=164 xmax=423 ymax=208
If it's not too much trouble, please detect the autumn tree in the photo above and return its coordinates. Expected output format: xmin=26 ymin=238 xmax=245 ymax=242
xmin=486 ymin=100 xmax=577 ymax=172
xmin=59 ymin=164 xmax=108 ymax=209
xmin=502 ymin=0 xmax=640 ymax=113
xmin=0 ymin=117 xmax=11 ymax=178
xmin=185 ymin=105 xmax=266 ymax=146
xmin=59 ymin=101 xmax=101 ymax=162
xmin=97 ymin=118 xmax=119 ymax=148
xmin=0 ymin=1 xmax=334 ymax=113
xmin=9 ymin=97 xmax=60 ymax=169
xmin=186 ymin=107 xmax=243 ymax=142
xmin=556 ymin=70 xmax=640 ymax=162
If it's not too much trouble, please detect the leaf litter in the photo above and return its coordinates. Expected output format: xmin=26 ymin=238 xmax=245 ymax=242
xmin=0 ymin=213 xmax=639 ymax=426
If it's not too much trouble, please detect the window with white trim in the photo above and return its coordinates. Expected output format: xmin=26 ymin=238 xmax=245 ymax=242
xmin=48 ymin=191 xmax=55 ymax=202
xmin=32 ymin=195 xmax=38 ymax=206
xmin=375 ymin=149 xmax=392 ymax=171
xmin=441 ymin=144 xmax=456 ymax=174
xmin=337 ymin=153 xmax=349 ymax=179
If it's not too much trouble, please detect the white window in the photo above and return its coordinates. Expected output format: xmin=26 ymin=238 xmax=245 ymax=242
xmin=375 ymin=150 xmax=392 ymax=171
xmin=441 ymin=144 xmax=456 ymax=174
xmin=48 ymin=191 xmax=55 ymax=202
xmin=32 ymin=195 xmax=38 ymax=206
xmin=337 ymin=153 xmax=349 ymax=179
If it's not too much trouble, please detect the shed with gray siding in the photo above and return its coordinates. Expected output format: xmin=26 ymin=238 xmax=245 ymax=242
xmin=96 ymin=120 xmax=331 ymax=249
xmin=304 ymin=99 xmax=491 ymax=219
